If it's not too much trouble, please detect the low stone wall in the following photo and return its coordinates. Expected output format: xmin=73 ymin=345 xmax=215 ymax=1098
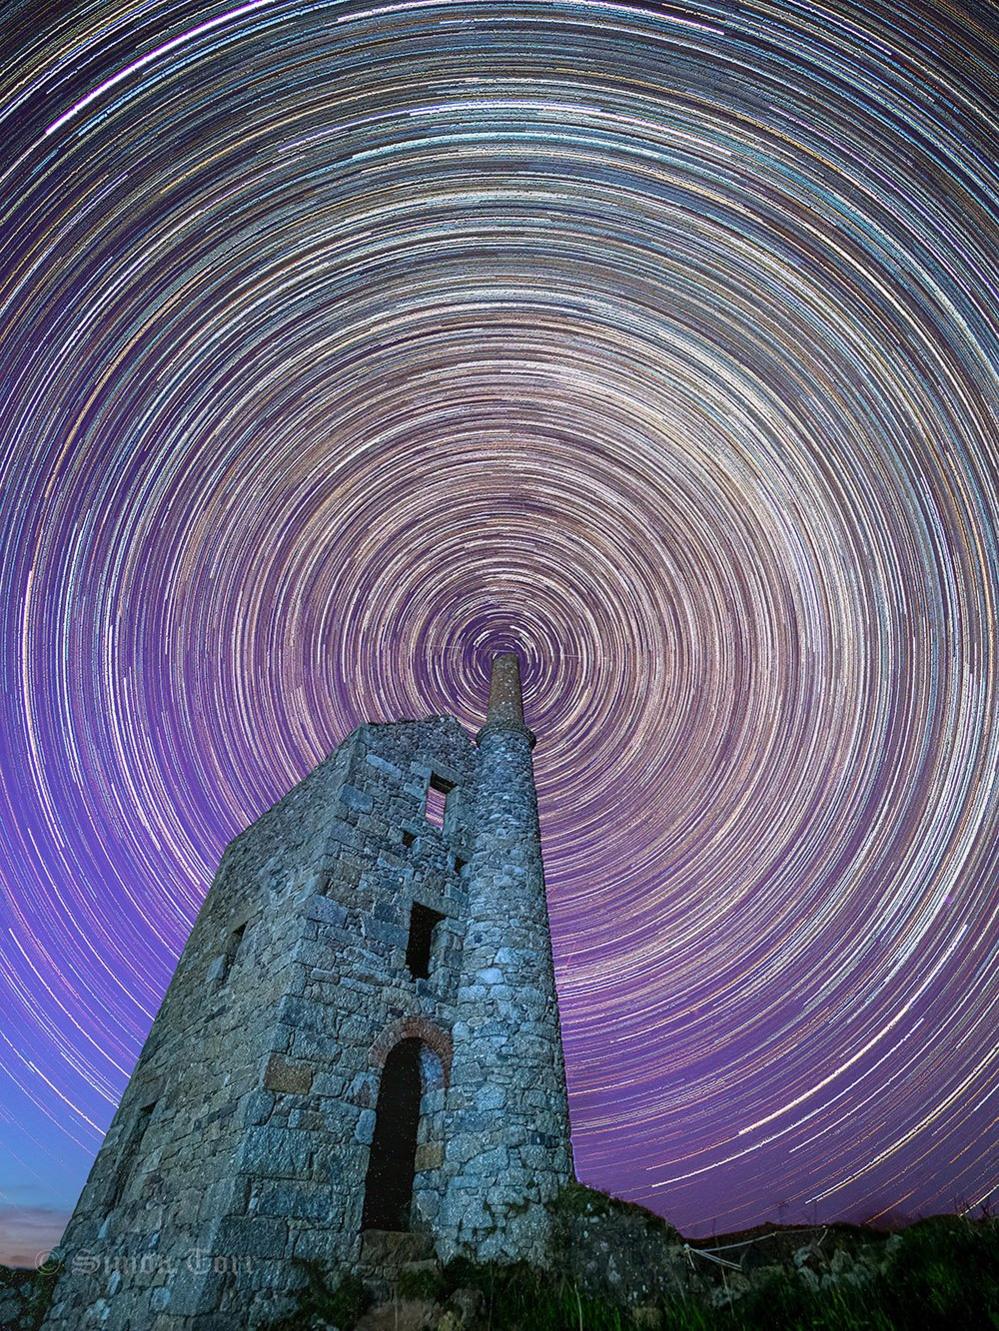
xmin=554 ymin=1186 xmax=893 ymax=1311
xmin=553 ymin=1187 xmax=689 ymax=1306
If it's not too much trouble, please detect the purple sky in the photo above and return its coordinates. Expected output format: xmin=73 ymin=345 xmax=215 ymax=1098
xmin=1 ymin=0 xmax=996 ymax=1269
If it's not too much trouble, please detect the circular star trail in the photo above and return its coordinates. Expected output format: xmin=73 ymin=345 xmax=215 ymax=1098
xmin=0 ymin=0 xmax=996 ymax=1248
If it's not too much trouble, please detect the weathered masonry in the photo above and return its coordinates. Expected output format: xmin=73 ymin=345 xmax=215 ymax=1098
xmin=43 ymin=652 xmax=573 ymax=1329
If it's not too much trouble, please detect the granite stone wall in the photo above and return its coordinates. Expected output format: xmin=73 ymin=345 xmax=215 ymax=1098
xmin=42 ymin=739 xmax=359 ymax=1330
xmin=43 ymin=663 xmax=572 ymax=1330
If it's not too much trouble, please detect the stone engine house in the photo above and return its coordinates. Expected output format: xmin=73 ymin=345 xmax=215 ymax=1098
xmin=43 ymin=653 xmax=573 ymax=1329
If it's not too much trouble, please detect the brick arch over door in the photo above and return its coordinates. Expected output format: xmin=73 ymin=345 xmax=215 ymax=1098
xmin=369 ymin=1016 xmax=452 ymax=1087
xmin=361 ymin=1023 xmax=450 ymax=1233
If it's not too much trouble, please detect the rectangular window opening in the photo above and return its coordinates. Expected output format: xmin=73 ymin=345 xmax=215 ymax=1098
xmin=218 ymin=922 xmax=246 ymax=987
xmin=401 ymin=830 xmax=415 ymax=848
xmin=406 ymin=902 xmax=445 ymax=979
xmin=424 ymin=774 xmax=454 ymax=828
xmin=453 ymin=856 xmax=468 ymax=876
xmin=106 ymin=1101 xmax=155 ymax=1213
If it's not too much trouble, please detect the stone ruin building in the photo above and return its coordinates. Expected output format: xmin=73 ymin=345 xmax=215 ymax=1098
xmin=43 ymin=652 xmax=574 ymax=1329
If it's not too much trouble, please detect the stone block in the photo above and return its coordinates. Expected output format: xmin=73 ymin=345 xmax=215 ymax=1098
xmin=325 ymin=821 xmax=361 ymax=850
xmin=339 ymin=784 xmax=374 ymax=813
xmin=275 ymin=995 xmax=330 ymax=1034
xmin=347 ymin=1071 xmax=378 ymax=1104
xmin=263 ymin=1054 xmax=314 ymax=1095
xmin=215 ymin=1217 xmax=288 ymax=1259
xmin=354 ymin=1109 xmax=376 ymax=1143
xmin=205 ymin=955 xmax=226 ymax=984
xmin=473 ymin=1085 xmax=507 ymax=1111
xmin=252 ymin=1183 xmax=330 ymax=1221
xmin=238 ymin=1126 xmax=312 ymax=1178
xmin=311 ymin=1071 xmax=349 ymax=1098
xmin=163 ymin=1268 xmax=221 ymax=1317
xmin=302 ymin=895 xmax=349 ymax=928
xmin=362 ymin=918 xmax=408 ymax=947
xmin=365 ymin=752 xmax=405 ymax=780
xmin=415 ymin=1142 xmax=443 ymax=1171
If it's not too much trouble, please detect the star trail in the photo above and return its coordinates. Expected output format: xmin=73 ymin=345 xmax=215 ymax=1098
xmin=0 ymin=0 xmax=996 ymax=1263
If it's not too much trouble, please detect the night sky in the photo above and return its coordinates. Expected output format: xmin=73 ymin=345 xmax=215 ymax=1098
xmin=0 ymin=0 xmax=996 ymax=1270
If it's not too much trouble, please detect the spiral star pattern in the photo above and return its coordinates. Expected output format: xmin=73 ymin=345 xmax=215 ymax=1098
xmin=0 ymin=0 xmax=996 ymax=1256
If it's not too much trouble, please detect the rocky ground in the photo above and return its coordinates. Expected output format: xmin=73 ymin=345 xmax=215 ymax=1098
xmin=0 ymin=1260 xmax=60 ymax=1331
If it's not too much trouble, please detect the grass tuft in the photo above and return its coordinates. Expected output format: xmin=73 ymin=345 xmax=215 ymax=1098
xmin=396 ymin=1264 xmax=447 ymax=1301
xmin=267 ymin=1262 xmax=368 ymax=1330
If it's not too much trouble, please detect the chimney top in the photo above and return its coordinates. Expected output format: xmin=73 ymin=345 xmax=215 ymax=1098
xmin=477 ymin=649 xmax=535 ymax=747
xmin=485 ymin=651 xmax=525 ymax=728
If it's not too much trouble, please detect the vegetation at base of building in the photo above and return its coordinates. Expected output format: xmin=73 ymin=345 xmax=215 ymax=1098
xmin=261 ymin=1209 xmax=997 ymax=1330
xmin=460 ymin=1217 xmax=996 ymax=1331
xmin=698 ymin=1216 xmax=997 ymax=1331
xmin=0 ymin=1258 xmax=63 ymax=1330
xmin=437 ymin=1259 xmax=644 ymax=1330
xmin=396 ymin=1263 xmax=449 ymax=1302
xmin=266 ymin=1262 xmax=370 ymax=1331
xmin=15 ymin=1195 xmax=992 ymax=1330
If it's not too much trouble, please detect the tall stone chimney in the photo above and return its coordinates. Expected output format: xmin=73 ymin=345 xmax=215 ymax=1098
xmin=440 ymin=650 xmax=573 ymax=1261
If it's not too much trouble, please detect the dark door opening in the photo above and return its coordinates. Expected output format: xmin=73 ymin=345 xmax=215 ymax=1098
xmin=361 ymin=1039 xmax=422 ymax=1232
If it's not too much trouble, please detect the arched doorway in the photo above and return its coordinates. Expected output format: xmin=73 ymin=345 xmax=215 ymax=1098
xmin=361 ymin=1038 xmax=423 ymax=1231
